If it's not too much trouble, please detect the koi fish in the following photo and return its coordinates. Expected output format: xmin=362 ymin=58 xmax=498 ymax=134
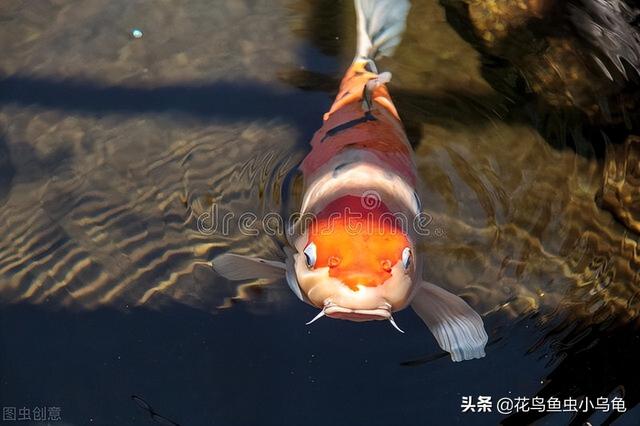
xmin=213 ymin=0 xmax=488 ymax=361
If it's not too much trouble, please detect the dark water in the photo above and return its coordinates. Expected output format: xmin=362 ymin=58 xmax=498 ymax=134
xmin=1 ymin=0 xmax=639 ymax=425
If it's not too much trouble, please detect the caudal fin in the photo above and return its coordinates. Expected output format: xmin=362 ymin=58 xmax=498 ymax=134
xmin=354 ymin=0 xmax=411 ymax=62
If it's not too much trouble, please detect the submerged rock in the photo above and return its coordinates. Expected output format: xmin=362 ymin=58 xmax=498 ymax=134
xmin=441 ymin=0 xmax=640 ymax=124
xmin=467 ymin=0 xmax=553 ymax=47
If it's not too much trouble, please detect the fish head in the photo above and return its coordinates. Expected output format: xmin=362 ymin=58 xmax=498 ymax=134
xmin=287 ymin=195 xmax=419 ymax=322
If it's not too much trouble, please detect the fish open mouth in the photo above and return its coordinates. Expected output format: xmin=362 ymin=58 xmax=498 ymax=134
xmin=324 ymin=305 xmax=391 ymax=322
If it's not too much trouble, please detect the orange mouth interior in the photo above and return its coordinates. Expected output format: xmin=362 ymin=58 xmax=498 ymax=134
xmin=308 ymin=195 xmax=410 ymax=290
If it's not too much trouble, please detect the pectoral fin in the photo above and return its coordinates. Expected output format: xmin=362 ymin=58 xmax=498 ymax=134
xmin=211 ymin=253 xmax=286 ymax=281
xmin=411 ymin=281 xmax=488 ymax=362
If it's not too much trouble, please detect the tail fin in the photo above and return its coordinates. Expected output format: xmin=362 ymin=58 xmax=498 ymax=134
xmin=354 ymin=0 xmax=411 ymax=62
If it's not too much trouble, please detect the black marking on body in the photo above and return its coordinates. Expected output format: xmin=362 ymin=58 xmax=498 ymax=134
xmin=332 ymin=161 xmax=356 ymax=177
xmin=321 ymin=111 xmax=377 ymax=143
xmin=413 ymin=192 xmax=422 ymax=211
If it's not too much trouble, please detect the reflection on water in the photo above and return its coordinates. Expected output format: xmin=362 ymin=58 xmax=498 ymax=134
xmin=602 ymin=135 xmax=640 ymax=233
xmin=0 ymin=0 xmax=639 ymax=425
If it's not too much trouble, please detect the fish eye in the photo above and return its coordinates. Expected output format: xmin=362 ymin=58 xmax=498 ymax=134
xmin=303 ymin=242 xmax=317 ymax=268
xmin=402 ymin=247 xmax=411 ymax=270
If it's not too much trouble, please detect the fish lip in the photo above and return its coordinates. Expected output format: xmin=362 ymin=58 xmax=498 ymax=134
xmin=324 ymin=304 xmax=391 ymax=322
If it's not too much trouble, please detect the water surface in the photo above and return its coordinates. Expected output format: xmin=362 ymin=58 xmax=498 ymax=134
xmin=0 ymin=0 xmax=639 ymax=425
